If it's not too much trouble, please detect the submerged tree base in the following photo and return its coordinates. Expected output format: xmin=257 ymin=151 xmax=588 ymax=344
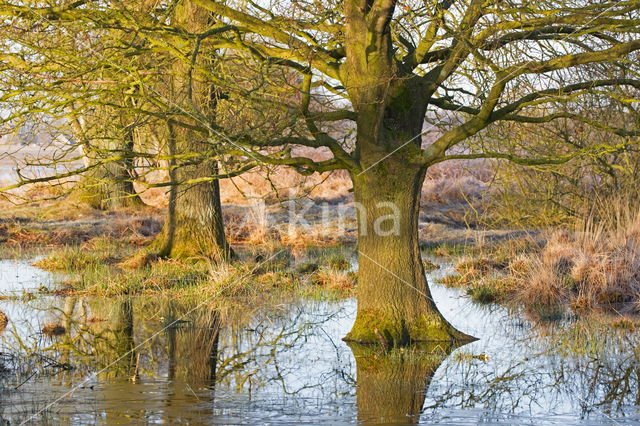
xmin=344 ymin=309 xmax=476 ymax=346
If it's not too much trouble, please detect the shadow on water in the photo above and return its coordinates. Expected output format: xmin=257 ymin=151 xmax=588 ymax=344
xmin=1 ymin=259 xmax=640 ymax=424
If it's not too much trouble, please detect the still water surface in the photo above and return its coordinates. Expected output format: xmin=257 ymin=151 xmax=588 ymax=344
xmin=0 ymin=260 xmax=639 ymax=424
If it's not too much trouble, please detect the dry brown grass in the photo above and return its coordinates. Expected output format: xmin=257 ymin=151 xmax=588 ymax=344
xmin=224 ymin=206 xmax=272 ymax=244
xmin=1 ymin=149 xmax=494 ymax=254
xmin=608 ymin=315 xmax=640 ymax=330
xmin=135 ymin=152 xmax=491 ymax=215
xmin=422 ymin=174 xmax=487 ymax=205
xmin=0 ymin=310 xmax=8 ymax=330
xmin=421 ymin=159 xmax=491 ymax=224
xmin=514 ymin=202 xmax=640 ymax=314
xmin=223 ymin=202 xmax=354 ymax=247
xmin=41 ymin=323 xmax=66 ymax=336
xmin=0 ymin=202 xmax=161 ymax=249
xmin=0 ymin=180 xmax=72 ymax=209
xmin=219 ymin=167 xmax=353 ymax=205
xmin=437 ymin=254 xmax=519 ymax=303
xmin=309 ymin=268 xmax=355 ymax=292
xmin=455 ymin=258 xmax=504 ymax=276
xmin=279 ymin=224 xmax=347 ymax=247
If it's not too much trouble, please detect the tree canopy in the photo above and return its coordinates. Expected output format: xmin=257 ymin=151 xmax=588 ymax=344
xmin=1 ymin=0 xmax=639 ymax=345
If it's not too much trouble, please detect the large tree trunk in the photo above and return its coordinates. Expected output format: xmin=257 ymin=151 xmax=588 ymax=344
xmin=340 ymin=0 xmax=474 ymax=345
xmin=170 ymin=166 xmax=231 ymax=261
xmin=146 ymin=0 xmax=233 ymax=262
xmin=146 ymin=120 xmax=233 ymax=262
xmin=345 ymin=155 xmax=472 ymax=345
xmin=153 ymin=151 xmax=233 ymax=261
xmin=72 ymin=159 xmax=143 ymax=210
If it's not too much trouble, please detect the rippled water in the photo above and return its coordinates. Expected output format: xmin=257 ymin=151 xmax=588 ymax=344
xmin=0 ymin=259 xmax=639 ymax=424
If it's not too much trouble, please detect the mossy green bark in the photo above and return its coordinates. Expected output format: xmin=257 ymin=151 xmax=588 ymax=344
xmin=67 ymin=110 xmax=144 ymax=210
xmin=137 ymin=1 xmax=233 ymax=264
xmin=69 ymin=171 xmax=144 ymax=210
xmin=149 ymin=211 xmax=234 ymax=262
xmin=345 ymin=158 xmax=475 ymax=346
xmin=345 ymin=309 xmax=472 ymax=346
xmin=68 ymin=140 xmax=143 ymax=210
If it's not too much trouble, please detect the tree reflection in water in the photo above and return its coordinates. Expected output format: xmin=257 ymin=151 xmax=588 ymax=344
xmin=350 ymin=342 xmax=460 ymax=424
xmin=1 ymin=295 xmax=640 ymax=424
xmin=422 ymin=319 xmax=640 ymax=423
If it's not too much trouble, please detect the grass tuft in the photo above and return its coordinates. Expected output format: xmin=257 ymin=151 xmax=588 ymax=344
xmin=513 ymin=205 xmax=640 ymax=315
xmin=41 ymin=323 xmax=66 ymax=336
xmin=467 ymin=284 xmax=500 ymax=304
xmin=34 ymin=237 xmax=131 ymax=271
xmin=0 ymin=310 xmax=8 ymax=330
xmin=309 ymin=268 xmax=356 ymax=292
xmin=37 ymin=242 xmax=357 ymax=300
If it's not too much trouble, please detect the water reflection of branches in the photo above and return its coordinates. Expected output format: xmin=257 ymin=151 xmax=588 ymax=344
xmin=217 ymin=302 xmax=355 ymax=398
xmin=425 ymin=320 xmax=640 ymax=421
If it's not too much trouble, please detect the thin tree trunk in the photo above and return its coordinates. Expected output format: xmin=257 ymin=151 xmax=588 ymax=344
xmin=345 ymin=155 xmax=472 ymax=345
xmin=69 ymin=120 xmax=144 ymax=210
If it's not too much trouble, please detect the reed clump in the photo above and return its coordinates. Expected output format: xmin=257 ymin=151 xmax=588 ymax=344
xmin=515 ymin=200 xmax=640 ymax=314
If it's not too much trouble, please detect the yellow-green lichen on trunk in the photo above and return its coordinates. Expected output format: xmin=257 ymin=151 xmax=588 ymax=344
xmin=346 ymin=157 xmax=475 ymax=346
xmin=344 ymin=308 xmax=474 ymax=346
xmin=156 ymin=215 xmax=233 ymax=261
xmin=135 ymin=0 xmax=233 ymax=264
xmin=68 ymin=166 xmax=144 ymax=210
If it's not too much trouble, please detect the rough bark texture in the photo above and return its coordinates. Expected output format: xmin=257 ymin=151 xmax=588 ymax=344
xmin=338 ymin=4 xmax=474 ymax=344
xmin=147 ymin=0 xmax=233 ymax=262
xmin=151 ymin=150 xmax=233 ymax=261
xmin=345 ymin=156 xmax=473 ymax=345
xmin=71 ymin=162 xmax=143 ymax=210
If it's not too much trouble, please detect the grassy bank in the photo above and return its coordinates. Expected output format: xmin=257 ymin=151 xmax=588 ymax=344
xmin=33 ymin=237 xmax=356 ymax=300
xmin=434 ymin=205 xmax=640 ymax=319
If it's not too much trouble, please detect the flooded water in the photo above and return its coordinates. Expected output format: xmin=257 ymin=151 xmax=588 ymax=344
xmin=1 ymin=259 xmax=640 ymax=424
xmin=0 ymin=259 xmax=54 ymax=295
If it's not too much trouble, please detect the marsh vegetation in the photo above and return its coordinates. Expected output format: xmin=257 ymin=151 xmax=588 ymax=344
xmin=1 ymin=0 xmax=640 ymax=423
